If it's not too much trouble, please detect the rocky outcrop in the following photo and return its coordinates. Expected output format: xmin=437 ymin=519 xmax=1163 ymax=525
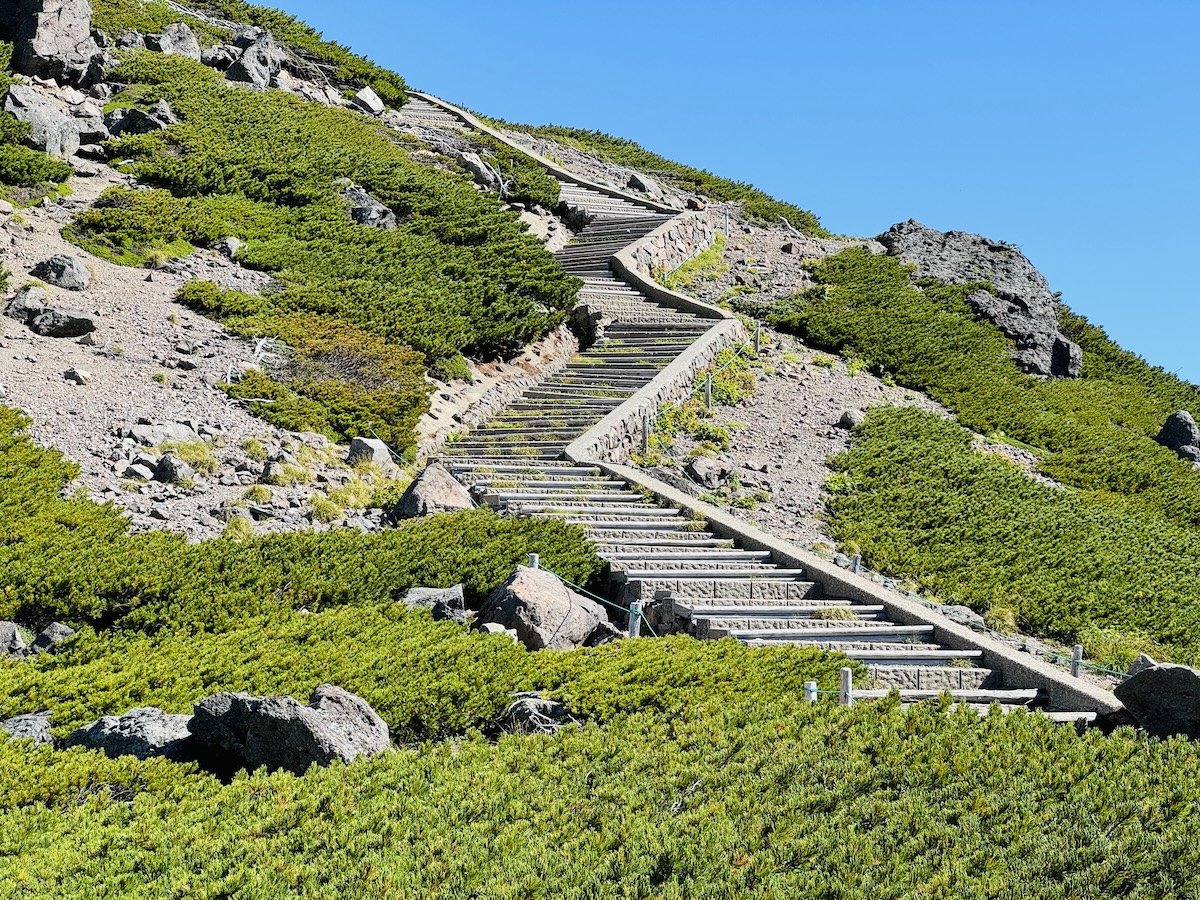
xmin=0 ymin=710 xmax=54 ymax=745
xmin=388 ymin=463 xmax=474 ymax=519
xmin=337 ymin=181 xmax=398 ymax=230
xmin=189 ymin=685 xmax=390 ymax=775
xmin=3 ymin=83 xmax=80 ymax=158
xmin=878 ymin=219 xmax=1082 ymax=378
xmin=144 ymin=22 xmax=201 ymax=60
xmin=1 ymin=620 xmax=74 ymax=658
xmin=65 ymin=707 xmax=195 ymax=760
xmin=402 ymin=584 xmax=468 ymax=624
xmin=491 ymin=692 xmax=577 ymax=735
xmin=105 ymin=100 xmax=178 ymax=137
xmin=2 ymin=0 xmax=103 ymax=86
xmin=0 ymin=622 xmax=26 ymax=658
xmin=225 ymin=28 xmax=287 ymax=89
xmin=1155 ymin=411 xmax=1200 ymax=464
xmin=1113 ymin=663 xmax=1200 ymax=739
xmin=475 ymin=565 xmax=618 ymax=651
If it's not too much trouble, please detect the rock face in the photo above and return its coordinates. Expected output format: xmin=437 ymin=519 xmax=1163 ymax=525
xmin=1155 ymin=411 xmax=1200 ymax=463
xmin=31 ymin=253 xmax=91 ymax=290
xmin=1114 ymin=663 xmax=1200 ymax=739
xmin=0 ymin=710 xmax=54 ymax=745
xmin=225 ymin=29 xmax=286 ymax=89
xmin=4 ymin=0 xmax=103 ymax=86
xmin=3 ymin=83 xmax=80 ymax=158
xmin=145 ymin=22 xmax=201 ymax=60
xmin=389 ymin=463 xmax=474 ymax=519
xmin=475 ymin=565 xmax=619 ymax=651
xmin=189 ymin=685 xmax=389 ymax=775
xmin=338 ymin=182 xmax=398 ymax=230
xmin=65 ymin=707 xmax=195 ymax=760
xmin=878 ymin=220 xmax=1082 ymax=378
xmin=403 ymin=584 xmax=468 ymax=624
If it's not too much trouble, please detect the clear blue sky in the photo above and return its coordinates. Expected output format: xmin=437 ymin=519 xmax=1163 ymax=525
xmin=277 ymin=0 xmax=1199 ymax=382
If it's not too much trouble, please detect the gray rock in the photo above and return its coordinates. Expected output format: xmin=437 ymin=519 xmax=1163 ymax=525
xmin=943 ymin=604 xmax=987 ymax=630
xmin=0 ymin=710 xmax=53 ymax=745
xmin=31 ymin=622 xmax=75 ymax=654
xmin=66 ymin=707 xmax=194 ymax=760
xmin=455 ymin=151 xmax=498 ymax=189
xmin=3 ymin=83 xmax=80 ymax=158
xmin=123 ymin=463 xmax=155 ymax=481
xmin=1114 ymin=663 xmax=1200 ymax=739
xmin=63 ymin=366 xmax=92 ymax=385
xmin=878 ymin=220 xmax=1082 ymax=378
xmin=492 ymin=692 xmax=576 ymax=735
xmin=352 ymin=86 xmax=385 ymax=116
xmin=225 ymin=31 xmax=286 ymax=89
xmin=6 ymin=0 xmax=103 ymax=86
xmin=479 ymin=622 xmax=519 ymax=643
xmin=145 ymin=22 xmax=201 ymax=60
xmin=338 ymin=181 xmax=397 ymax=230
xmin=837 ymin=409 xmax=866 ymax=429
xmin=124 ymin=420 xmax=202 ymax=446
xmin=189 ymin=684 xmax=389 ymax=775
xmin=475 ymin=565 xmax=618 ymax=651
xmin=626 ymin=171 xmax=662 ymax=200
xmin=31 ymin=253 xmax=91 ymax=290
xmin=105 ymin=99 xmax=178 ymax=136
xmin=0 ymin=621 xmax=26 ymax=657
xmin=200 ymin=44 xmax=239 ymax=70
xmin=71 ymin=109 xmax=109 ymax=144
xmin=685 ymin=455 xmax=731 ymax=490
xmin=1127 ymin=652 xmax=1158 ymax=677
xmin=388 ymin=463 xmax=474 ymax=519
xmin=4 ymin=285 xmax=47 ymax=323
xmin=215 ymin=236 xmax=245 ymax=258
xmin=154 ymin=453 xmax=195 ymax=484
xmin=403 ymin=584 xmax=468 ymax=624
xmin=30 ymin=306 xmax=96 ymax=337
xmin=1156 ymin=411 xmax=1200 ymax=460
xmin=346 ymin=435 xmax=394 ymax=469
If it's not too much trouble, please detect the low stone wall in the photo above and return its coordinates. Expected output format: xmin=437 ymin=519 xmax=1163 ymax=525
xmin=626 ymin=212 xmax=716 ymax=277
xmin=565 ymin=319 xmax=746 ymax=464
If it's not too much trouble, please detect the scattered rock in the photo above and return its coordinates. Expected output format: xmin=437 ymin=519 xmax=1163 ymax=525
xmin=781 ymin=242 xmax=797 ymax=254
xmin=455 ymin=150 xmax=498 ymax=189
xmin=1114 ymin=663 xmax=1200 ymax=739
xmin=4 ymin=285 xmax=47 ymax=323
xmin=337 ymin=181 xmax=397 ymax=230
xmin=145 ymin=22 xmax=201 ymax=60
xmin=63 ymin=366 xmax=92 ymax=384
xmin=65 ymin=707 xmax=195 ymax=761
xmin=942 ymin=604 xmax=987 ymax=630
xmin=2 ymin=83 xmax=80 ymax=158
xmin=352 ymin=86 xmax=385 ymax=116
xmin=878 ymin=219 xmax=1082 ymax=378
xmin=1155 ymin=411 xmax=1200 ymax=461
xmin=153 ymin=453 xmax=195 ymax=484
xmin=402 ymin=584 xmax=468 ymax=624
xmin=388 ymin=463 xmax=473 ymax=519
xmin=189 ymin=685 xmax=389 ymax=775
xmin=123 ymin=463 xmax=155 ymax=481
xmin=30 ymin=306 xmax=96 ymax=338
xmin=0 ymin=621 xmax=26 ymax=657
xmin=31 ymin=622 xmax=75 ymax=654
xmin=31 ymin=253 xmax=91 ymax=290
xmin=475 ymin=565 xmax=618 ymax=651
xmin=491 ymin=692 xmax=577 ymax=735
xmin=105 ymin=99 xmax=178 ymax=136
xmin=1127 ymin=652 xmax=1158 ymax=677
xmin=0 ymin=710 xmax=54 ymax=745
xmin=685 ymin=455 xmax=731 ymax=489
xmin=124 ymin=420 xmax=202 ymax=446
xmin=215 ymin=236 xmax=245 ymax=258
xmin=200 ymin=44 xmax=238 ymax=71
xmin=346 ymin=435 xmax=393 ymax=469
xmin=836 ymin=409 xmax=865 ymax=429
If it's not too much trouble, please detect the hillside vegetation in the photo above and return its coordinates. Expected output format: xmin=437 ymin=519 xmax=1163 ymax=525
xmin=759 ymin=248 xmax=1200 ymax=664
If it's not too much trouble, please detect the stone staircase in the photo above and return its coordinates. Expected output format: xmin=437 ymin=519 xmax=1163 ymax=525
xmin=408 ymin=93 xmax=1090 ymax=719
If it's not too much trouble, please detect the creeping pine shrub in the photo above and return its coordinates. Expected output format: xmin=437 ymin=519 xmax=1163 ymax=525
xmin=66 ymin=53 xmax=578 ymax=452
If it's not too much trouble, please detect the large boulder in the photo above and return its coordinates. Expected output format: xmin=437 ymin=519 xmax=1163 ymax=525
xmin=29 ymin=306 xmax=96 ymax=338
xmin=475 ymin=565 xmax=619 ymax=651
xmin=455 ymin=151 xmax=498 ymax=189
xmin=402 ymin=584 xmax=468 ymax=624
xmin=105 ymin=99 xmax=178 ymax=136
xmin=65 ymin=707 xmax=195 ymax=760
xmin=878 ymin=219 xmax=1082 ymax=378
xmin=337 ymin=181 xmax=398 ymax=230
xmin=189 ymin=685 xmax=389 ymax=775
xmin=31 ymin=253 xmax=91 ymax=290
xmin=4 ymin=0 xmax=103 ymax=86
xmin=0 ymin=710 xmax=54 ymax=745
xmin=1156 ymin=411 xmax=1200 ymax=462
xmin=31 ymin=621 xmax=74 ymax=653
xmin=686 ymin=455 xmax=731 ymax=490
xmin=2 ymin=83 xmax=80 ymax=158
xmin=1114 ymin=663 xmax=1200 ymax=739
xmin=225 ymin=30 xmax=286 ymax=89
xmin=351 ymin=86 xmax=385 ymax=116
xmin=145 ymin=22 xmax=201 ymax=60
xmin=388 ymin=463 xmax=473 ymax=519
xmin=123 ymin=420 xmax=202 ymax=446
xmin=0 ymin=621 xmax=26 ymax=658
xmin=3 ymin=285 xmax=48 ymax=324
xmin=346 ymin=435 xmax=395 ymax=469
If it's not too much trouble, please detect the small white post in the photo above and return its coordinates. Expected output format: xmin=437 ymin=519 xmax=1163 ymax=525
xmin=527 ymin=552 xmax=539 ymax=570
xmin=1071 ymin=643 xmax=1084 ymax=678
xmin=804 ymin=681 xmax=818 ymax=704
xmin=628 ymin=601 xmax=643 ymax=638
xmin=641 ymin=414 xmax=650 ymax=455
xmin=839 ymin=667 xmax=854 ymax=706
xmin=704 ymin=373 xmax=713 ymax=410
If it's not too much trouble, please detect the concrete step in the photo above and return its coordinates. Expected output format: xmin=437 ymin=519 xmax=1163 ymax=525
xmin=619 ymin=568 xmax=808 ymax=582
xmin=620 ymin=578 xmax=823 ymax=603
xmin=491 ymin=492 xmax=646 ymax=504
xmin=725 ymin=624 xmax=936 ymax=643
xmin=868 ymin=666 xmax=996 ymax=691
xmin=852 ymin=688 xmax=1041 ymax=705
xmin=840 ymin=649 xmax=985 ymax=665
xmin=604 ymin=551 xmax=773 ymax=563
xmin=587 ymin=530 xmax=724 ymax=544
xmin=516 ymin=504 xmax=682 ymax=517
xmin=442 ymin=463 xmax=601 ymax=476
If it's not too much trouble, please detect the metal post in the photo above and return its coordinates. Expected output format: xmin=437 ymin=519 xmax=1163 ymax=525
xmin=723 ymin=209 xmax=729 ymax=235
xmin=704 ymin=373 xmax=713 ymax=410
xmin=628 ymin=601 xmax=643 ymax=638
xmin=850 ymin=554 xmax=861 ymax=574
xmin=641 ymin=414 xmax=650 ymax=455
xmin=1071 ymin=643 xmax=1083 ymax=678
xmin=528 ymin=552 xmax=539 ymax=570
xmin=804 ymin=681 xmax=818 ymax=704
xmin=753 ymin=323 xmax=762 ymax=356
xmin=839 ymin=667 xmax=854 ymax=706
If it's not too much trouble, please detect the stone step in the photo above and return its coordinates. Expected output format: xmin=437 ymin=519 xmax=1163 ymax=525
xmin=840 ymin=649 xmax=985 ymax=665
xmin=441 ymin=463 xmax=601 ymax=476
xmin=565 ymin=518 xmax=694 ymax=530
xmin=868 ymin=666 xmax=995 ymax=691
xmin=586 ymin=529 xmax=724 ymax=543
xmin=594 ymin=538 xmax=736 ymax=550
xmin=724 ymin=624 xmax=936 ymax=642
xmin=515 ymin=504 xmax=682 ymax=516
xmin=620 ymin=578 xmax=823 ymax=603
xmin=491 ymin=492 xmax=646 ymax=504
xmin=852 ymin=688 xmax=1041 ymax=705
xmin=609 ymin=560 xmax=781 ymax=574
xmin=619 ymin=568 xmax=809 ymax=582
xmin=605 ymin=551 xmax=773 ymax=563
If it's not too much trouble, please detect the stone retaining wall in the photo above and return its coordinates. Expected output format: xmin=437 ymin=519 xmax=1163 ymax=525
xmin=626 ymin=212 xmax=716 ymax=277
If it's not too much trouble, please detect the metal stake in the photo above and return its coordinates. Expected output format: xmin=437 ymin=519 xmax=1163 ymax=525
xmin=839 ymin=667 xmax=854 ymax=706
xmin=804 ymin=681 xmax=818 ymax=704
xmin=1071 ymin=644 xmax=1083 ymax=678
xmin=641 ymin=414 xmax=650 ymax=456
xmin=628 ymin=601 xmax=643 ymax=638
xmin=704 ymin=373 xmax=713 ymax=409
xmin=528 ymin=552 xmax=540 ymax=570
xmin=753 ymin=323 xmax=762 ymax=356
